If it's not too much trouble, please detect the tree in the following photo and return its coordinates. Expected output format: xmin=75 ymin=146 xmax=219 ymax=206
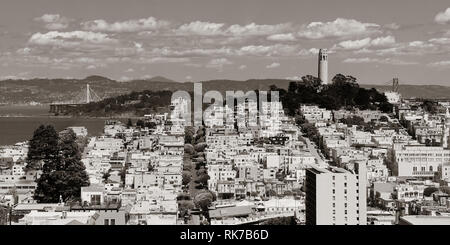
xmin=102 ymin=171 xmax=111 ymax=183
xmin=423 ymin=187 xmax=439 ymax=197
xmin=194 ymin=142 xmax=207 ymax=152
xmin=126 ymin=118 xmax=133 ymax=128
xmin=340 ymin=116 xmax=366 ymax=127
xmin=272 ymin=73 xmax=393 ymax=114
xmin=196 ymin=167 xmax=207 ymax=176
xmin=25 ymin=125 xmax=60 ymax=170
xmin=177 ymin=193 xmax=191 ymax=201
xmin=34 ymin=129 xmax=90 ymax=203
xmin=266 ymin=189 xmax=277 ymax=197
xmin=195 ymin=173 xmax=210 ymax=186
xmin=261 ymin=216 xmax=296 ymax=225
xmin=194 ymin=191 xmax=214 ymax=213
xmin=182 ymin=171 xmax=191 ymax=186
xmin=422 ymin=100 xmax=438 ymax=114
xmin=184 ymin=144 xmax=195 ymax=155
xmin=185 ymin=126 xmax=195 ymax=144
xmin=380 ymin=116 xmax=389 ymax=122
xmin=178 ymin=200 xmax=195 ymax=218
xmin=136 ymin=119 xmax=145 ymax=128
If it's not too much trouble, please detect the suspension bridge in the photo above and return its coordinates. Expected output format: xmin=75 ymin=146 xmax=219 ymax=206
xmin=49 ymin=84 xmax=102 ymax=114
xmin=384 ymin=78 xmax=400 ymax=93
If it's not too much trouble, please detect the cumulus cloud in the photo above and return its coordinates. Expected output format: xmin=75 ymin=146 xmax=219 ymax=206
xmin=338 ymin=38 xmax=372 ymax=50
xmin=337 ymin=36 xmax=396 ymax=50
xmin=429 ymin=37 xmax=450 ymax=44
xmin=28 ymin=31 xmax=117 ymax=48
xmin=308 ymin=48 xmax=320 ymax=54
xmin=285 ymin=76 xmax=302 ymax=80
xmin=175 ymin=21 xmax=291 ymax=37
xmin=176 ymin=21 xmax=226 ymax=36
xmin=297 ymin=18 xmax=381 ymax=39
xmin=371 ymin=36 xmax=396 ymax=46
xmin=408 ymin=40 xmax=434 ymax=48
xmin=205 ymin=58 xmax=233 ymax=69
xmin=237 ymin=44 xmax=299 ymax=57
xmin=428 ymin=60 xmax=450 ymax=67
xmin=239 ymin=65 xmax=247 ymax=70
xmin=136 ymin=57 xmax=190 ymax=64
xmin=435 ymin=8 xmax=450 ymax=24
xmin=16 ymin=47 xmax=32 ymax=55
xmin=226 ymin=23 xmax=291 ymax=36
xmin=115 ymin=42 xmax=145 ymax=57
xmin=82 ymin=17 xmax=170 ymax=32
xmin=267 ymin=33 xmax=296 ymax=41
xmin=384 ymin=23 xmax=400 ymax=30
xmin=343 ymin=57 xmax=418 ymax=65
xmin=34 ymin=14 xmax=71 ymax=30
xmin=266 ymin=62 xmax=280 ymax=68
xmin=151 ymin=47 xmax=233 ymax=57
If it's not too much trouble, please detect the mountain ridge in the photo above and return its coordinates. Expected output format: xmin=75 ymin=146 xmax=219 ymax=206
xmin=1 ymin=75 xmax=449 ymax=104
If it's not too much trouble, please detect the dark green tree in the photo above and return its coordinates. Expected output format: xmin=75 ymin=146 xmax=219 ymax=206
xmin=182 ymin=171 xmax=192 ymax=186
xmin=423 ymin=187 xmax=439 ymax=197
xmin=126 ymin=118 xmax=133 ymax=128
xmin=34 ymin=129 xmax=90 ymax=203
xmin=25 ymin=125 xmax=59 ymax=170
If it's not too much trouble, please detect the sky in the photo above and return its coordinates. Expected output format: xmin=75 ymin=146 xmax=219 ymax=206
xmin=0 ymin=0 xmax=449 ymax=85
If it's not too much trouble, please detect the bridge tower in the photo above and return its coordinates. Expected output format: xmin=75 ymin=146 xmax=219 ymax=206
xmin=392 ymin=78 xmax=399 ymax=93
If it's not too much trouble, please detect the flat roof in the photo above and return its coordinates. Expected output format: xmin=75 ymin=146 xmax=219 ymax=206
xmin=400 ymin=216 xmax=450 ymax=225
xmin=307 ymin=166 xmax=350 ymax=175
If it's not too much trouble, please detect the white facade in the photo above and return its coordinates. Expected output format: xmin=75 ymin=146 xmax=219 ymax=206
xmin=395 ymin=145 xmax=450 ymax=177
xmin=305 ymin=164 xmax=367 ymax=225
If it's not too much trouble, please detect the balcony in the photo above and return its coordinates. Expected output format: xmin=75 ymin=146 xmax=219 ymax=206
xmin=412 ymin=171 xmax=434 ymax=176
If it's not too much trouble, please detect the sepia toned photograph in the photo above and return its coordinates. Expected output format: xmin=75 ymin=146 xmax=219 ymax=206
xmin=1 ymin=0 xmax=450 ymax=231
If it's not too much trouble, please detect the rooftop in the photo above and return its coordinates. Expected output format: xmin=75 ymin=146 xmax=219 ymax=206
xmin=400 ymin=215 xmax=450 ymax=225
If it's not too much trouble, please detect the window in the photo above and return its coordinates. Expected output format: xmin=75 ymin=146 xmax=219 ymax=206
xmin=91 ymin=195 xmax=101 ymax=205
xmin=110 ymin=219 xmax=116 ymax=225
xmin=104 ymin=219 xmax=109 ymax=225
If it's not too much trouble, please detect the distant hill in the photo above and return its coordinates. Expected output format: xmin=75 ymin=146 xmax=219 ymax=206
xmin=360 ymin=84 xmax=450 ymax=99
xmin=0 ymin=75 xmax=449 ymax=104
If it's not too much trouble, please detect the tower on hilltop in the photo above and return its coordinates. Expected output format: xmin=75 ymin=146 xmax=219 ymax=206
xmin=318 ymin=49 xmax=328 ymax=85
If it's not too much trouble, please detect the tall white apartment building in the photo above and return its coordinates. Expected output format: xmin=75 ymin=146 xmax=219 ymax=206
xmin=305 ymin=163 xmax=367 ymax=225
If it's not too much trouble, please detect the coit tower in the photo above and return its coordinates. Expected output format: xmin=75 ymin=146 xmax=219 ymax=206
xmin=318 ymin=49 xmax=328 ymax=84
